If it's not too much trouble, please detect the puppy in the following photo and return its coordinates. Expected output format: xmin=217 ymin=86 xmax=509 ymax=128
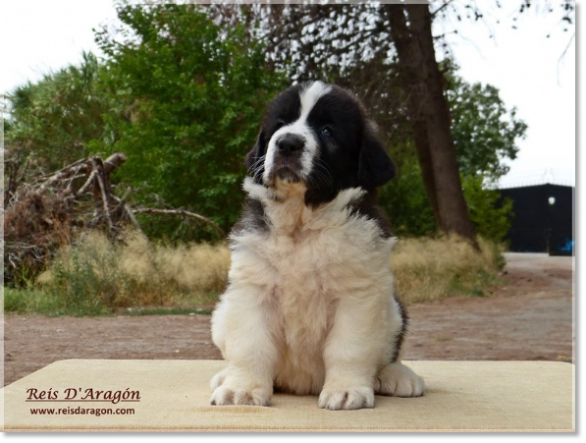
xmin=210 ymin=81 xmax=424 ymax=410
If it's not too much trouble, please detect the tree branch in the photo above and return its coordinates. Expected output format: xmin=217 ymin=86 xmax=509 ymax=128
xmin=132 ymin=208 xmax=226 ymax=238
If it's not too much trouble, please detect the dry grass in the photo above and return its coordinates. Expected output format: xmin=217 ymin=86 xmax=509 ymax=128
xmin=34 ymin=232 xmax=503 ymax=315
xmin=39 ymin=232 xmax=231 ymax=313
xmin=391 ymin=235 xmax=505 ymax=304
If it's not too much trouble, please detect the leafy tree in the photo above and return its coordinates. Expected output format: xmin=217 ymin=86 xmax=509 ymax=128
xmin=5 ymin=52 xmax=117 ymax=171
xmin=448 ymin=75 xmax=527 ymax=180
xmin=94 ymin=3 xmax=287 ymax=239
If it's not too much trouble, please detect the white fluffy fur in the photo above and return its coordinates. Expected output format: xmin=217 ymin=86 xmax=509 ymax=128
xmin=210 ymin=177 xmax=424 ymax=410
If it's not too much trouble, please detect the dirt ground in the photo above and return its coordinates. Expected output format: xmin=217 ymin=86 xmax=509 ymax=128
xmin=3 ymin=253 xmax=574 ymax=386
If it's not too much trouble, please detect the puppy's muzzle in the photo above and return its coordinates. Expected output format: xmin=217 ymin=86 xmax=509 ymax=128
xmin=271 ymin=134 xmax=305 ymax=183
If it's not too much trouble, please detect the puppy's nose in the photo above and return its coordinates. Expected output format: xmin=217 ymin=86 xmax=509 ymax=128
xmin=277 ymin=134 xmax=304 ymax=156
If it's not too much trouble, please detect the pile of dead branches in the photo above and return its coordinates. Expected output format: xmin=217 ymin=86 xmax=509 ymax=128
xmin=3 ymin=153 xmax=225 ymax=285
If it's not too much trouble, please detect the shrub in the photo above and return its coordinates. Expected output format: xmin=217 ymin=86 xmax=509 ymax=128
xmin=94 ymin=4 xmax=288 ymax=239
xmin=462 ymin=175 xmax=513 ymax=243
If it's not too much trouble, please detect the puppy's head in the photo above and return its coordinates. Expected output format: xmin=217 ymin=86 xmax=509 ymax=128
xmin=246 ymin=81 xmax=395 ymax=205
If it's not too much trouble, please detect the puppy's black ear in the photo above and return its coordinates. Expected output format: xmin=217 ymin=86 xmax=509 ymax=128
xmin=357 ymin=128 xmax=396 ymax=189
xmin=245 ymin=129 xmax=266 ymax=183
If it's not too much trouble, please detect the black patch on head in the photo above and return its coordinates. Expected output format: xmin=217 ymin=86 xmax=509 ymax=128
xmin=347 ymin=191 xmax=392 ymax=239
xmin=390 ymin=296 xmax=409 ymax=364
xmin=231 ymin=197 xmax=270 ymax=236
xmin=304 ymin=86 xmax=364 ymax=206
xmin=246 ymin=85 xmax=302 ymax=184
xmin=357 ymin=127 xmax=396 ymax=190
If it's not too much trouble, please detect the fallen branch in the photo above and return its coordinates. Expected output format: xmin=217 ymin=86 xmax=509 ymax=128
xmin=111 ymin=194 xmax=145 ymax=237
xmin=133 ymin=208 xmax=226 ymax=238
xmin=92 ymin=158 xmax=114 ymax=229
xmin=103 ymin=152 xmax=127 ymax=175
xmin=76 ymin=169 xmax=99 ymax=197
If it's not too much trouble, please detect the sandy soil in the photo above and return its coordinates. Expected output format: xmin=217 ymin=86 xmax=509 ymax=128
xmin=3 ymin=253 xmax=574 ymax=386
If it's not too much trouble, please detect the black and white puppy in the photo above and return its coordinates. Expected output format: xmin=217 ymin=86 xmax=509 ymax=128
xmin=210 ymin=81 xmax=424 ymax=410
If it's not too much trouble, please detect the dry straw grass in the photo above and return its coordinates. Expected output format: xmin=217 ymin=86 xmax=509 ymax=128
xmin=40 ymin=231 xmax=231 ymax=311
xmin=391 ymin=235 xmax=505 ymax=304
xmin=38 ymin=231 xmax=503 ymax=313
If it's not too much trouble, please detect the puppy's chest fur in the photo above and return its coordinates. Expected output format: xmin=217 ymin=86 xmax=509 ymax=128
xmin=230 ymin=180 xmax=393 ymax=392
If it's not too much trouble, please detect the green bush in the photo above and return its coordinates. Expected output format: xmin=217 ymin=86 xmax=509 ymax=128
xmin=3 ymin=287 xmax=63 ymax=315
xmin=94 ymin=4 xmax=288 ymax=240
xmin=462 ymin=175 xmax=513 ymax=243
xmin=48 ymin=234 xmax=122 ymax=314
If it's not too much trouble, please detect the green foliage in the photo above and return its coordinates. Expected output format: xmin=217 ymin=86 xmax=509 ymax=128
xmin=462 ymin=175 xmax=513 ymax=242
xmin=49 ymin=236 xmax=124 ymax=315
xmin=381 ymin=166 xmax=513 ymax=241
xmin=3 ymin=286 xmax=74 ymax=316
xmin=447 ymin=74 xmax=528 ymax=180
xmin=94 ymin=4 xmax=287 ymax=239
xmin=5 ymin=52 xmax=118 ymax=171
xmin=378 ymin=154 xmax=438 ymax=237
xmin=4 ymin=288 xmax=29 ymax=313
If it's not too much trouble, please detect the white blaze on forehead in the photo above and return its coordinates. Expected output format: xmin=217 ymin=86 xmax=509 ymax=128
xmin=299 ymin=81 xmax=332 ymax=119
xmin=263 ymin=81 xmax=332 ymax=185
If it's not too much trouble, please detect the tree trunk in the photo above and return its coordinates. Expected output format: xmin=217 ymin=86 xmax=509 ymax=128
xmin=413 ymin=122 xmax=444 ymax=230
xmin=386 ymin=4 xmax=478 ymax=248
xmin=386 ymin=4 xmax=442 ymax=230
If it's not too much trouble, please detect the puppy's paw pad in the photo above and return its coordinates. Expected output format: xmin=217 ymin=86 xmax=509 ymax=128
xmin=318 ymin=387 xmax=374 ymax=410
xmin=375 ymin=363 xmax=425 ymax=397
xmin=211 ymin=386 xmax=270 ymax=407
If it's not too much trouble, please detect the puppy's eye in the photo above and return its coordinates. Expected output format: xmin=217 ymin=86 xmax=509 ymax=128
xmin=321 ymin=126 xmax=333 ymax=137
xmin=275 ymin=119 xmax=286 ymax=130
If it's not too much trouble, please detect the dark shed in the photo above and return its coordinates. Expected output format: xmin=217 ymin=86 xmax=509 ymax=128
xmin=499 ymin=183 xmax=574 ymax=255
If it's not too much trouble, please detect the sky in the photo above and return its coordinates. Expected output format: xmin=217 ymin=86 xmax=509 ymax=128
xmin=0 ymin=0 xmax=577 ymax=189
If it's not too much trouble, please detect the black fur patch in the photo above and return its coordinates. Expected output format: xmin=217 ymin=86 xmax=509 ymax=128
xmin=231 ymin=197 xmax=270 ymax=236
xmin=246 ymin=85 xmax=303 ymax=183
xmin=347 ymin=191 xmax=392 ymax=239
xmin=390 ymin=296 xmax=409 ymax=364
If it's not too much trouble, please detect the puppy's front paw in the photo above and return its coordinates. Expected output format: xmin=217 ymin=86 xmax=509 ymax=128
xmin=210 ymin=368 xmax=228 ymax=391
xmin=210 ymin=384 xmax=271 ymax=407
xmin=375 ymin=363 xmax=425 ymax=397
xmin=318 ymin=387 xmax=374 ymax=410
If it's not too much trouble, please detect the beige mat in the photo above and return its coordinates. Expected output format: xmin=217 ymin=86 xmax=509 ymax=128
xmin=1 ymin=360 xmax=574 ymax=432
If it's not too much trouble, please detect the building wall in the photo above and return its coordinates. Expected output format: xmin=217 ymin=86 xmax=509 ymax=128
xmin=499 ymin=184 xmax=574 ymax=255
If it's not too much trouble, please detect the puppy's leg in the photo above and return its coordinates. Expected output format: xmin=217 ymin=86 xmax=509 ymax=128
xmin=373 ymin=296 xmax=425 ymax=398
xmin=318 ymin=296 xmax=385 ymax=411
xmin=210 ymin=285 xmax=277 ymax=407
xmin=374 ymin=362 xmax=425 ymax=397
